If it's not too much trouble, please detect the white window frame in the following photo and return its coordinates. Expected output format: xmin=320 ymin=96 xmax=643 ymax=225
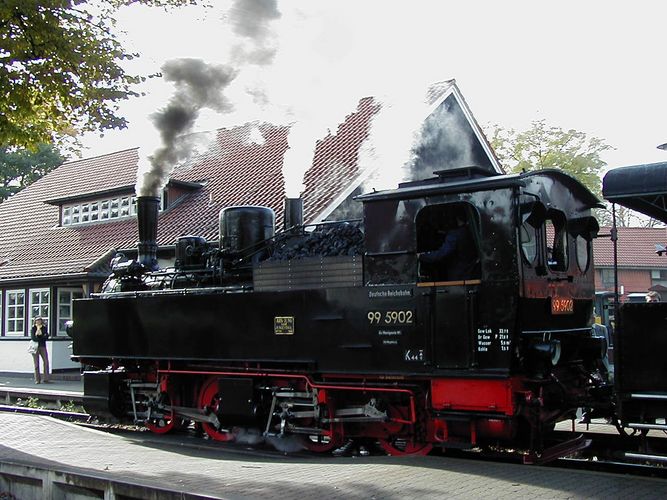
xmin=5 ymin=289 xmax=26 ymax=337
xmin=28 ymin=288 xmax=50 ymax=332
xmin=61 ymin=192 xmax=164 ymax=227
xmin=56 ymin=287 xmax=83 ymax=337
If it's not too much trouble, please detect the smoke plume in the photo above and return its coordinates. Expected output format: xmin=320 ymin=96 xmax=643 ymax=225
xmin=134 ymin=2 xmax=473 ymax=205
xmin=136 ymin=59 xmax=238 ymax=197
xmin=228 ymin=0 xmax=281 ymax=65
xmin=135 ymin=0 xmax=284 ymax=198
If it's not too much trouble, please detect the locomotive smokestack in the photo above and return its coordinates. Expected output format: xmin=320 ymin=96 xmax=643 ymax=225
xmin=136 ymin=196 xmax=160 ymax=270
xmin=283 ymin=197 xmax=303 ymax=233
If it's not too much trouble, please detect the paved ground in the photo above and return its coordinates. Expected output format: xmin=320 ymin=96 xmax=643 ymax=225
xmin=1 ymin=412 xmax=666 ymax=499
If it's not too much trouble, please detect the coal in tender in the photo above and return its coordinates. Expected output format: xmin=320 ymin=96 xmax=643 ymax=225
xmin=269 ymin=222 xmax=364 ymax=261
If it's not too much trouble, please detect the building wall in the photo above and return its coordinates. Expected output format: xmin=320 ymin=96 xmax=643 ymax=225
xmin=1 ymin=339 xmax=79 ymax=374
xmin=0 ymin=284 xmax=85 ymax=373
xmin=595 ymin=268 xmax=652 ymax=299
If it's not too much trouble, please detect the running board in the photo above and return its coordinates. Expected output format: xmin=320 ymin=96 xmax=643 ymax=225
xmin=627 ymin=422 xmax=667 ymax=431
xmin=523 ymin=434 xmax=591 ymax=465
xmin=624 ymin=452 xmax=667 ymax=463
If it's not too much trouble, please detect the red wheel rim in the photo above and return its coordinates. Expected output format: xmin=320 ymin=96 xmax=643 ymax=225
xmin=378 ymin=405 xmax=432 ymax=456
xmin=378 ymin=438 xmax=432 ymax=456
xmin=145 ymin=392 xmax=179 ymax=434
xmin=198 ymin=377 xmax=235 ymax=442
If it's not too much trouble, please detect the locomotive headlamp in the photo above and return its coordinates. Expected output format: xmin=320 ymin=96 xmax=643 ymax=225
xmin=528 ymin=338 xmax=562 ymax=367
xmin=580 ymin=335 xmax=608 ymax=363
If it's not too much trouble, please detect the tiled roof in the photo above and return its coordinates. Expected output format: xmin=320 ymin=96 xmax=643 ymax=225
xmin=0 ymin=79 xmax=495 ymax=282
xmin=594 ymin=226 xmax=667 ymax=267
xmin=0 ymin=97 xmax=381 ymax=281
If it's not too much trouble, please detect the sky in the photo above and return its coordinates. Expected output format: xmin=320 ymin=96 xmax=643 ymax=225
xmin=79 ymin=0 xmax=667 ymax=186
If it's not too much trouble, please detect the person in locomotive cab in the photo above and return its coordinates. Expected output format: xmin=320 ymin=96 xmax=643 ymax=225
xmin=417 ymin=209 xmax=478 ymax=281
xmin=646 ymin=291 xmax=661 ymax=303
xmin=30 ymin=317 xmax=50 ymax=384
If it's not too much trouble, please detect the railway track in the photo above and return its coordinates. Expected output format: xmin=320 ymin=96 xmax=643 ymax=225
xmin=2 ymin=403 xmax=665 ymax=477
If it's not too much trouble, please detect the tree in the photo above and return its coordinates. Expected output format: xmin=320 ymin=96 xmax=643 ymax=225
xmin=0 ymin=143 xmax=64 ymax=202
xmin=0 ymin=0 xmax=196 ymax=149
xmin=487 ymin=120 xmax=660 ymax=227
xmin=488 ymin=119 xmax=611 ymax=197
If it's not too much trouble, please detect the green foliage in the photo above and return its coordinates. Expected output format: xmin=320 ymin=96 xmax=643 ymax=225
xmin=0 ymin=0 xmax=197 ymax=149
xmin=0 ymin=143 xmax=64 ymax=202
xmin=60 ymin=400 xmax=85 ymax=413
xmin=16 ymin=396 xmax=42 ymax=408
xmin=488 ymin=119 xmax=612 ymax=197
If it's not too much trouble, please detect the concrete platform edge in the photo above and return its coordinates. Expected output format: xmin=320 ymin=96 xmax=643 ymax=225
xmin=0 ymin=459 xmax=223 ymax=500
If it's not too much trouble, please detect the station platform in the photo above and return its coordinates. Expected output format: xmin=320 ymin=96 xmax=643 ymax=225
xmin=0 ymin=373 xmax=83 ymax=408
xmin=1 ymin=412 xmax=667 ymax=499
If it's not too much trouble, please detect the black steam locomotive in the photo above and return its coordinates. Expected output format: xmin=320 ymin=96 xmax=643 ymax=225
xmin=70 ymin=166 xmax=611 ymax=461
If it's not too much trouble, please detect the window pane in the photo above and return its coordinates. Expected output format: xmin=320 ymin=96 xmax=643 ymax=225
xmin=546 ymin=216 xmax=568 ymax=272
xmin=576 ymin=235 xmax=589 ymax=272
xmin=57 ymin=287 xmax=81 ymax=336
xmin=520 ymin=223 xmax=537 ymax=264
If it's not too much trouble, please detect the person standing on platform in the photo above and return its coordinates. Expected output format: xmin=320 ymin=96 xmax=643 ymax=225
xmin=30 ymin=317 xmax=50 ymax=384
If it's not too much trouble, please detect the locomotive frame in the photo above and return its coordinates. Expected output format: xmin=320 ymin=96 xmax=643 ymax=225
xmin=70 ymin=166 xmax=610 ymax=461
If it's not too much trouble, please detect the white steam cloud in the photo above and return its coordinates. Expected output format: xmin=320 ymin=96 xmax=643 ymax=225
xmin=135 ymin=0 xmax=282 ymax=197
xmin=134 ymin=1 xmax=465 ymax=201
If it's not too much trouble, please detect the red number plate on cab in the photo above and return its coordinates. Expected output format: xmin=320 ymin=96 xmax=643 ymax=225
xmin=551 ymin=297 xmax=574 ymax=315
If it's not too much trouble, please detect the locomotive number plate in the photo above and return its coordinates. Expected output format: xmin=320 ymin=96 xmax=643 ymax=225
xmin=367 ymin=310 xmax=414 ymax=325
xmin=551 ymin=297 xmax=574 ymax=315
xmin=274 ymin=316 xmax=294 ymax=335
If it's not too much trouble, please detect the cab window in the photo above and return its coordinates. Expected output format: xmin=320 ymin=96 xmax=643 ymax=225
xmin=545 ymin=210 xmax=568 ymax=272
xmin=415 ymin=202 xmax=481 ymax=282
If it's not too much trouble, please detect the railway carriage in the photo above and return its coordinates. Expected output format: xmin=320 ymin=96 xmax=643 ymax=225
xmin=602 ymin=163 xmax=667 ymax=460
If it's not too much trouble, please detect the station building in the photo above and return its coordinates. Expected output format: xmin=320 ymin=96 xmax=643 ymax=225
xmin=594 ymin=226 xmax=667 ymax=300
xmin=0 ymin=80 xmax=501 ymax=374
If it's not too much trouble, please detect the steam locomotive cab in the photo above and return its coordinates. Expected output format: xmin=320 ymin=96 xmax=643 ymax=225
xmin=358 ymin=168 xmax=609 ymax=451
xmin=71 ymin=166 xmax=609 ymax=459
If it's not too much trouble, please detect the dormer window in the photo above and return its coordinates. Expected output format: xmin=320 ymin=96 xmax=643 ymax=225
xmin=61 ymin=194 xmax=139 ymax=226
xmin=47 ymin=179 xmax=203 ymax=228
